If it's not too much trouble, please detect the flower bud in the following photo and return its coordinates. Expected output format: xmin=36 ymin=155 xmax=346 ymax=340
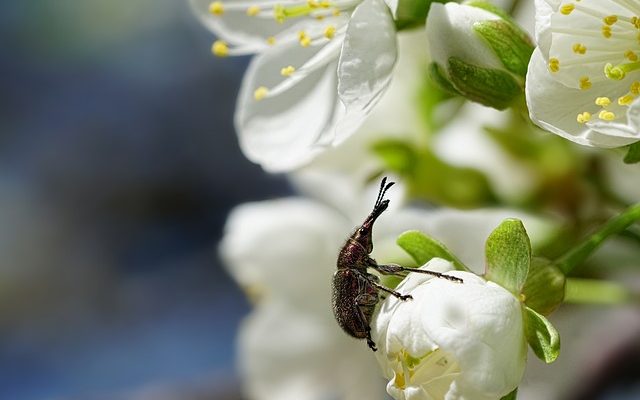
xmin=373 ymin=258 xmax=526 ymax=400
xmin=426 ymin=1 xmax=533 ymax=110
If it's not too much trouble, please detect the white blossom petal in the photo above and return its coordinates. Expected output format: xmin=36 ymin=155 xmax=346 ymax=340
xmin=336 ymin=0 xmax=398 ymax=143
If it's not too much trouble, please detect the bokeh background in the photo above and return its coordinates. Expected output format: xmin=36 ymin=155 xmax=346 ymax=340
xmin=0 ymin=1 xmax=290 ymax=398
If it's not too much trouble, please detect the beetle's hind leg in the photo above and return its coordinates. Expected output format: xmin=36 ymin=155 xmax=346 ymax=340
xmin=372 ymin=263 xmax=463 ymax=283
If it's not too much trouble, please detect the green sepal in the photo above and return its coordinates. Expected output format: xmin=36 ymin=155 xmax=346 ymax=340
xmin=397 ymin=230 xmax=470 ymax=271
xmin=524 ymin=306 xmax=560 ymax=363
xmin=500 ymin=388 xmax=518 ymax=400
xmin=473 ymin=20 xmax=533 ymax=77
xmin=447 ymin=56 xmax=522 ymax=110
xmin=429 ymin=62 xmax=462 ymax=96
xmin=624 ymin=142 xmax=640 ymax=164
xmin=485 ymin=218 xmax=531 ymax=294
xmin=521 ymin=258 xmax=565 ymax=315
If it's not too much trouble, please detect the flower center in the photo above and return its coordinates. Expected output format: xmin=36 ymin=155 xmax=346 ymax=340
xmin=548 ymin=0 xmax=640 ymax=124
xmin=208 ymin=0 xmax=357 ymax=101
xmin=390 ymin=348 xmax=460 ymax=397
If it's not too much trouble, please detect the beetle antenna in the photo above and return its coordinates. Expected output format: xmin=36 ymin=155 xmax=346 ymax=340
xmin=374 ymin=177 xmax=395 ymax=209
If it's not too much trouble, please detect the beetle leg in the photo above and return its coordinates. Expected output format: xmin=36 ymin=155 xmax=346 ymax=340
xmin=372 ymin=263 xmax=463 ymax=283
xmin=372 ymin=282 xmax=412 ymax=301
xmin=354 ymin=293 xmax=378 ymax=352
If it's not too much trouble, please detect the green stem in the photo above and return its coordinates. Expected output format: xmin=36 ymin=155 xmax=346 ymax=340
xmin=556 ymin=203 xmax=640 ymax=274
xmin=564 ymin=278 xmax=632 ymax=305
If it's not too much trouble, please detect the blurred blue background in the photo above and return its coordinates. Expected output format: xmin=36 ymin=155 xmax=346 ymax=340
xmin=0 ymin=1 xmax=289 ymax=398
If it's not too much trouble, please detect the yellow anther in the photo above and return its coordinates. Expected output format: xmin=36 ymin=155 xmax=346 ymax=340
xmin=572 ymin=43 xmax=587 ymax=54
xmin=548 ymin=58 xmax=560 ymax=72
xmin=577 ymin=112 xmax=591 ymax=124
xmin=332 ymin=8 xmax=341 ymax=16
xmin=603 ymin=15 xmax=618 ymax=25
xmin=274 ymin=4 xmax=286 ymax=23
xmin=595 ymin=97 xmax=611 ymax=107
xmin=579 ymin=76 xmax=592 ymax=90
xmin=631 ymin=81 xmax=640 ymax=95
xmin=246 ymin=5 xmax=261 ymax=16
xmin=324 ymin=25 xmax=336 ymax=39
xmin=212 ymin=40 xmax=229 ymax=57
xmin=280 ymin=65 xmax=296 ymax=76
xmin=298 ymin=31 xmax=311 ymax=47
xmin=267 ymin=36 xmax=276 ymax=45
xmin=209 ymin=1 xmax=225 ymax=15
xmin=633 ymin=16 xmax=640 ymax=29
xmin=598 ymin=110 xmax=616 ymax=121
xmin=319 ymin=0 xmax=331 ymax=7
xmin=254 ymin=86 xmax=269 ymax=101
xmin=560 ymin=4 xmax=575 ymax=15
xmin=307 ymin=0 xmax=319 ymax=8
xmin=625 ymin=50 xmax=638 ymax=62
xmin=602 ymin=25 xmax=612 ymax=38
xmin=618 ymin=94 xmax=635 ymax=106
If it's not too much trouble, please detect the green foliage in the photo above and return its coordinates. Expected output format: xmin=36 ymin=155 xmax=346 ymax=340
xmin=485 ymin=219 xmax=531 ymax=294
xmin=524 ymin=306 xmax=560 ymax=363
xmin=447 ymin=57 xmax=523 ymax=110
xmin=500 ymin=388 xmax=518 ymax=400
xmin=624 ymin=142 xmax=640 ymax=164
xmin=395 ymin=0 xmax=447 ymax=30
xmin=521 ymin=258 xmax=565 ymax=315
xmin=397 ymin=230 xmax=469 ymax=271
xmin=372 ymin=140 xmax=496 ymax=208
xmin=473 ymin=20 xmax=533 ymax=78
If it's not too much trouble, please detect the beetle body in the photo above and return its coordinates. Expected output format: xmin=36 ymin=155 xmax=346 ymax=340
xmin=331 ymin=178 xmax=462 ymax=351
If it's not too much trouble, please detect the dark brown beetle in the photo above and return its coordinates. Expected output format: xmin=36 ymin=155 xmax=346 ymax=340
xmin=331 ymin=177 xmax=463 ymax=351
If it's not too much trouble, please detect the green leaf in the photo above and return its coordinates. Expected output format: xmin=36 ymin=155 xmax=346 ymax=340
xmin=372 ymin=140 xmax=497 ymax=209
xmin=397 ymin=230 xmax=469 ymax=271
xmin=624 ymin=142 xmax=640 ymax=164
xmin=524 ymin=306 xmax=560 ymax=363
xmin=500 ymin=388 xmax=518 ymax=400
xmin=521 ymin=258 xmax=565 ymax=315
xmin=447 ymin=57 xmax=523 ymax=110
xmin=473 ymin=20 xmax=533 ymax=77
xmin=485 ymin=219 xmax=531 ymax=293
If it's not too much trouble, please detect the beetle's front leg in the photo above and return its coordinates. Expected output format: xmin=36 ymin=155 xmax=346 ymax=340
xmin=373 ymin=282 xmax=412 ymax=301
xmin=372 ymin=263 xmax=463 ymax=283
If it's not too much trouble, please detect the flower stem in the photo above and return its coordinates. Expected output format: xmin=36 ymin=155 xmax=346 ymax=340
xmin=556 ymin=203 xmax=640 ymax=274
xmin=564 ymin=278 xmax=632 ymax=305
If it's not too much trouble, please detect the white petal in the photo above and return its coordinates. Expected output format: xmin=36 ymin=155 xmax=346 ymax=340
xmin=190 ymin=0 xmax=304 ymax=47
xmin=219 ymin=198 xmax=348 ymax=309
xmin=533 ymin=0 xmax=559 ymax=56
xmin=526 ymin=49 xmax=639 ymax=148
xmin=235 ymin=41 xmax=343 ymax=171
xmin=336 ymin=0 xmax=398 ymax=143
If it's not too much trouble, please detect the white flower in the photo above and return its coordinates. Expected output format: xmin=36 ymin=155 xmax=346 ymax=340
xmin=191 ymin=0 xmax=398 ymax=171
xmin=374 ymin=259 xmax=527 ymax=400
xmin=220 ymin=186 xmax=553 ymax=399
xmin=526 ymin=0 xmax=640 ymax=148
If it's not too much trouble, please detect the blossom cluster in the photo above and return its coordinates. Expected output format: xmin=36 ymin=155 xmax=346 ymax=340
xmin=191 ymin=0 xmax=640 ymax=399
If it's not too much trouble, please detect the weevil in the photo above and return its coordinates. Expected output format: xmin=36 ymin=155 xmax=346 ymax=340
xmin=331 ymin=177 xmax=463 ymax=351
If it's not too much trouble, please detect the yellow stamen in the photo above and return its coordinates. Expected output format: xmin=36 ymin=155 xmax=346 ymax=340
xmin=560 ymin=4 xmax=575 ymax=15
xmin=631 ymin=81 xmax=640 ymax=95
xmin=595 ymin=97 xmax=611 ymax=107
xmin=324 ymin=25 xmax=336 ymax=39
xmin=209 ymin=1 xmax=224 ymax=16
xmin=267 ymin=36 xmax=276 ymax=45
xmin=579 ymin=76 xmax=592 ymax=90
xmin=618 ymin=94 xmax=635 ymax=106
xmin=548 ymin=58 xmax=560 ymax=72
xmin=602 ymin=25 xmax=612 ymax=38
xmin=626 ymin=50 xmax=639 ymax=62
xmin=577 ymin=112 xmax=592 ymax=124
xmin=298 ymin=31 xmax=311 ymax=47
xmin=573 ymin=43 xmax=587 ymax=54
xmin=212 ymin=40 xmax=229 ymax=57
xmin=254 ymin=86 xmax=269 ymax=101
xmin=598 ymin=110 xmax=616 ymax=121
xmin=246 ymin=5 xmax=261 ymax=16
xmin=603 ymin=15 xmax=618 ymax=25
xmin=280 ymin=65 xmax=296 ymax=76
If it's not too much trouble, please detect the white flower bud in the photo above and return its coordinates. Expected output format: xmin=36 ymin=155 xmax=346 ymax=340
xmin=373 ymin=258 xmax=526 ymax=400
xmin=427 ymin=2 xmax=533 ymax=110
